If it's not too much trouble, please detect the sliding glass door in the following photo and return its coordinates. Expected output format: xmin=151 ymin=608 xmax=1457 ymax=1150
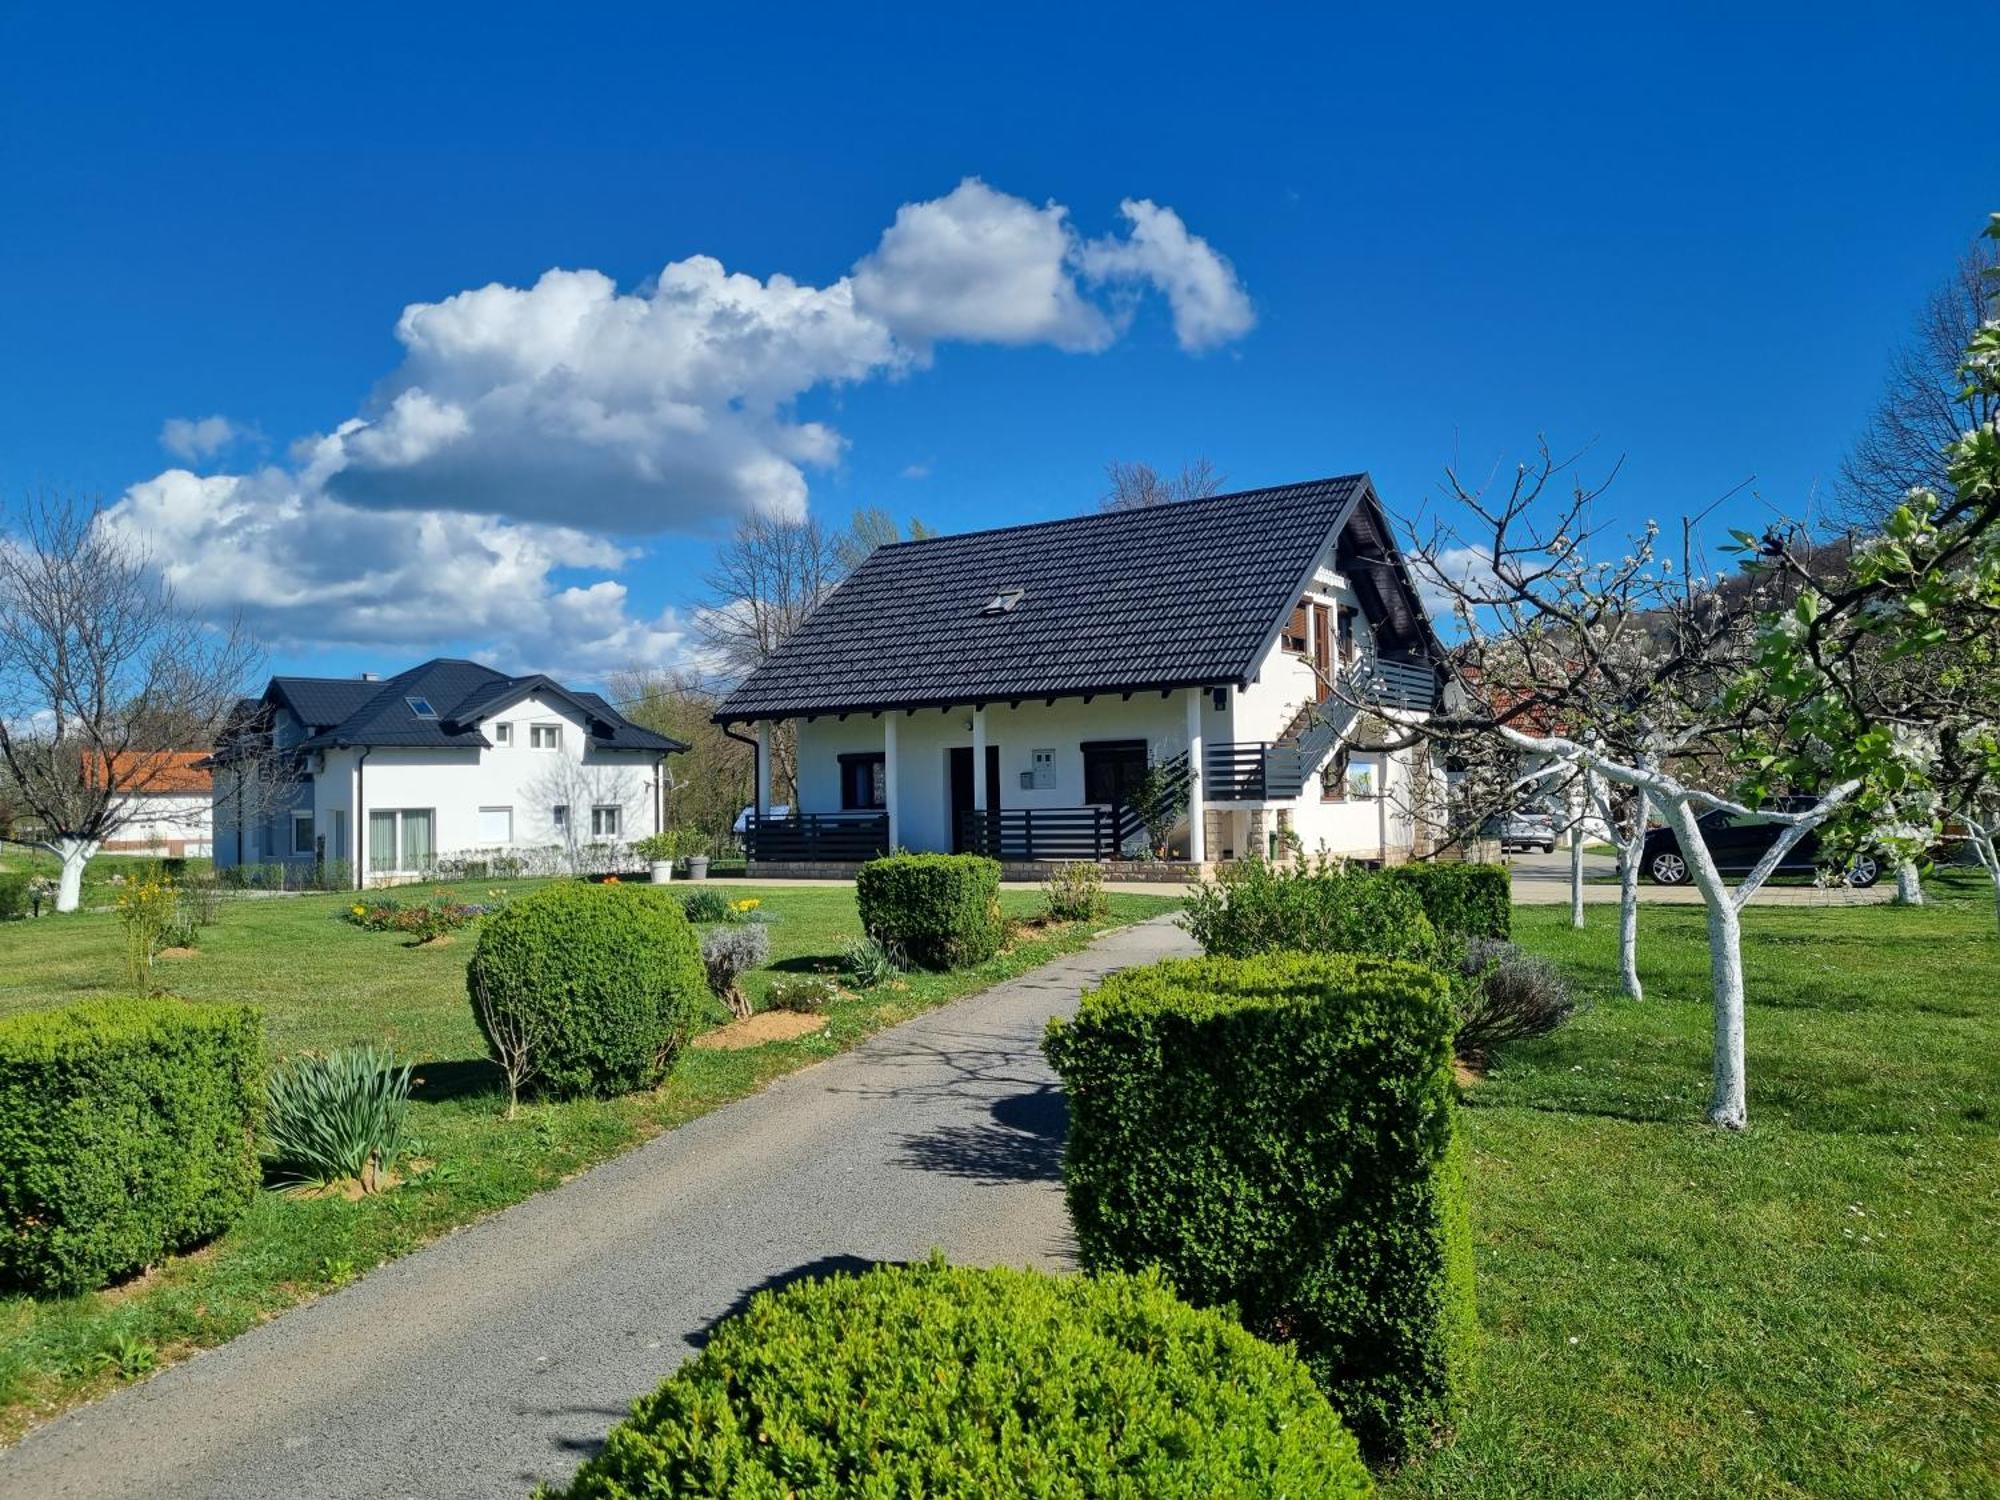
xmin=368 ymin=808 xmax=435 ymax=874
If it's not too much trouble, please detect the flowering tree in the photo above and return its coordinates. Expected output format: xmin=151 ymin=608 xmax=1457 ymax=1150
xmin=1746 ymin=216 xmax=2000 ymax=933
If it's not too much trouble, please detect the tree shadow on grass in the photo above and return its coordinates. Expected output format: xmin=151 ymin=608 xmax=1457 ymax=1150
xmin=766 ymin=954 xmax=844 ymax=976
xmin=409 ymin=1056 xmax=506 ymax=1104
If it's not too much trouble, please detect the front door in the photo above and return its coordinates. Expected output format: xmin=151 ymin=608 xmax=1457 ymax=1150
xmin=949 ymin=745 xmax=1002 ymax=852
xmin=1081 ymin=739 xmax=1149 ymax=853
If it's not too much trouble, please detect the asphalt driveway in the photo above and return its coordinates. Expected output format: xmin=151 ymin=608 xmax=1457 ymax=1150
xmin=0 ymin=915 xmax=1198 ymax=1500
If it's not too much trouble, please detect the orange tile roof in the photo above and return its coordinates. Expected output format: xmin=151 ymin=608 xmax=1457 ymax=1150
xmin=97 ymin=750 xmax=212 ymax=794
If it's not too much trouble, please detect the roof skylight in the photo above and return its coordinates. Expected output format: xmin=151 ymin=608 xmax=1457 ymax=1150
xmin=406 ymin=696 xmax=439 ymax=719
xmin=981 ymin=589 xmax=1025 ymax=616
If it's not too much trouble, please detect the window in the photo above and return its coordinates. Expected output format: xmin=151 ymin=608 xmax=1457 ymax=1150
xmin=491 ymin=721 xmax=513 ymax=747
xmin=980 ymin=588 xmax=1025 ymax=615
xmin=530 ymin=723 xmax=562 ymax=750
xmin=1337 ymin=606 xmax=1358 ymax=663
xmin=367 ymin=808 xmax=434 ymax=872
xmin=291 ymin=811 xmax=315 ymax=855
xmin=839 ymin=753 xmax=887 ymax=810
xmin=1346 ymin=758 xmax=1377 ymax=799
xmin=406 ymin=696 xmax=438 ymax=719
xmin=1281 ymin=600 xmax=1310 ymax=654
xmin=591 ymin=804 xmax=622 ymax=838
xmin=552 ymin=804 xmax=569 ymax=835
xmin=478 ymin=806 xmax=513 ymax=844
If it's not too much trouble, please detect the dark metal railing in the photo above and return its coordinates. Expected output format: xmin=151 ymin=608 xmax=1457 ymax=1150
xmin=743 ymin=812 xmax=890 ymax=862
xmin=1367 ymin=656 xmax=1439 ymax=712
xmin=958 ymin=807 xmax=1121 ymax=861
xmin=1204 ymin=742 xmax=1308 ymax=802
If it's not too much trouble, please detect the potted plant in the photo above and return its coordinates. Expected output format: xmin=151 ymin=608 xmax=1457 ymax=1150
xmin=633 ymin=830 xmax=683 ymax=883
xmin=682 ymin=831 xmax=713 ymax=881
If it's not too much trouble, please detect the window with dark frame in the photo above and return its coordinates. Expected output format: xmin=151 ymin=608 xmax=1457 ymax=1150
xmin=1337 ymin=605 xmax=1358 ymax=663
xmin=839 ymin=752 xmax=887 ymax=810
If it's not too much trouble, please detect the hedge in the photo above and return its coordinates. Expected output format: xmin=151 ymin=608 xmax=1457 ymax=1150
xmin=466 ymin=883 xmax=707 ymax=1100
xmin=1181 ymin=857 xmax=1437 ymax=964
xmin=855 ymin=852 xmax=1003 ymax=969
xmin=545 ymin=1257 xmax=1371 ymax=1499
xmin=1045 ymin=952 xmax=1473 ymax=1459
xmin=0 ymin=873 xmax=27 ymax=921
xmin=0 ymin=998 xmax=263 ymax=1295
xmin=1389 ymin=861 xmax=1511 ymax=941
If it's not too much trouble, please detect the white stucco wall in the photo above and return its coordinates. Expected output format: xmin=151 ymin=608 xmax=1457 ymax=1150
xmin=102 ymin=792 xmax=212 ymax=856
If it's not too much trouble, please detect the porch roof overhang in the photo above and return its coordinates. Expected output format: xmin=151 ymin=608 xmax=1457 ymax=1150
xmin=715 ymin=676 xmax=1234 ymax=727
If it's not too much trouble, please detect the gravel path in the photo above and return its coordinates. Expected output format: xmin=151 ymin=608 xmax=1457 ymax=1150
xmin=0 ymin=915 xmax=1198 ymax=1500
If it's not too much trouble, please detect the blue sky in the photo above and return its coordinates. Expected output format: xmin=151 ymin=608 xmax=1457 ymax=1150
xmin=3 ymin=3 xmax=1994 ymax=683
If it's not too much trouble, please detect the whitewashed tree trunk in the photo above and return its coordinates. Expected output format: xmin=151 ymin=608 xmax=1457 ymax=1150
xmin=1657 ymin=797 xmax=1748 ymax=1128
xmin=1616 ymin=829 xmax=1644 ymax=999
xmin=1569 ymin=820 xmax=1586 ymax=929
xmin=1893 ymin=860 xmax=1925 ymax=906
xmin=46 ymin=838 xmax=100 ymax=913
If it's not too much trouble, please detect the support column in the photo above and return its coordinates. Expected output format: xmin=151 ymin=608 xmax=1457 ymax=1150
xmin=1185 ymin=687 xmax=1207 ymax=863
xmin=971 ymin=706 xmax=988 ymax=812
xmin=884 ymin=714 xmax=901 ymax=852
xmin=754 ymin=722 xmax=772 ymax=817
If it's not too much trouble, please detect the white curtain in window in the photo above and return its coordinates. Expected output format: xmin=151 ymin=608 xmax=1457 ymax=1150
xmin=369 ymin=810 xmax=397 ymax=872
xmin=478 ymin=807 xmax=513 ymax=843
xmin=400 ymin=809 xmax=434 ymax=869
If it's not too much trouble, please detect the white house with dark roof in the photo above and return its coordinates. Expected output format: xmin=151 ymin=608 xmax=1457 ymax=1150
xmin=714 ymin=475 xmax=1449 ymax=870
xmin=212 ymin=658 xmax=685 ymax=886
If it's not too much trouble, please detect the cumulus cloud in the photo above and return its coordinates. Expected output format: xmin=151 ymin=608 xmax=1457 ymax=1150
xmin=116 ymin=178 xmax=1253 ymax=674
xmin=103 ymin=468 xmax=688 ymax=675
xmin=1076 ymin=199 xmax=1256 ymax=352
xmin=159 ymin=414 xmax=247 ymax=461
xmin=852 ymin=179 xmax=1116 ymax=352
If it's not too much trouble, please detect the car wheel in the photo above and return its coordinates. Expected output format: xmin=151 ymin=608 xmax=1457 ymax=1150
xmin=1844 ymin=854 xmax=1882 ymax=889
xmin=1648 ymin=850 xmax=1689 ymax=885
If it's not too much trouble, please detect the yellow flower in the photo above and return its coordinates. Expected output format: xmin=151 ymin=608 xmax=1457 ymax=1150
xmin=352 ymin=905 xmax=366 ymax=916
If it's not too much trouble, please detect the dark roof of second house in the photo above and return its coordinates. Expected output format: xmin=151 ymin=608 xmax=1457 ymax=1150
xmin=717 ymin=474 xmax=1440 ymax=722
xmin=253 ymin=659 xmax=683 ymax=753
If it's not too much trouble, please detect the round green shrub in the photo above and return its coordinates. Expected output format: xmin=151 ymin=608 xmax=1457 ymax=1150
xmin=546 ymin=1257 xmax=1370 ymax=1499
xmin=1182 ymin=856 xmax=1437 ymax=964
xmin=466 ymin=883 xmax=705 ymax=1100
xmin=856 ymin=852 xmax=1003 ymax=969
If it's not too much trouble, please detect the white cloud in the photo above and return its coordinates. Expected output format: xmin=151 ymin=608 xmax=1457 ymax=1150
xmin=102 ymin=468 xmax=689 ymax=676
xmin=117 ymin=178 xmax=1254 ymax=675
xmin=159 ymin=414 xmax=246 ymax=461
xmin=852 ymin=179 xmax=1116 ymax=352
xmin=1076 ymin=199 xmax=1256 ymax=352
xmin=900 ymin=461 xmax=932 ymax=480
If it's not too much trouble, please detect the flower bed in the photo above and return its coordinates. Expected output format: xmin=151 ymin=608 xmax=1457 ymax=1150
xmin=343 ymin=889 xmax=497 ymax=941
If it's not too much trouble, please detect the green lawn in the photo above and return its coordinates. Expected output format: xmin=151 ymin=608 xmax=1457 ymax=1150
xmin=0 ymin=877 xmax=1179 ymax=1444
xmin=1387 ymin=871 xmax=2000 ymax=1500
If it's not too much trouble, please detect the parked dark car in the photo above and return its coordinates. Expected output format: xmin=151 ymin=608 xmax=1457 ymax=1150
xmin=1641 ymin=801 xmax=1881 ymax=887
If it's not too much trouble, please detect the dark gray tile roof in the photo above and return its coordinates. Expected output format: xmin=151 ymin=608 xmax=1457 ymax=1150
xmin=716 ymin=475 xmax=1381 ymax=721
xmin=277 ymin=659 xmax=683 ymax=753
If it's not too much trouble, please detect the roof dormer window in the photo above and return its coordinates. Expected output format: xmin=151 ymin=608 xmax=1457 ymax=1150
xmin=407 ymin=696 xmax=438 ymax=719
xmin=981 ymin=589 xmax=1025 ymax=616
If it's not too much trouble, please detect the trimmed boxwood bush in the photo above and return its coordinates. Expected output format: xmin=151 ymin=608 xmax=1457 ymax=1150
xmin=0 ymin=998 xmax=263 ymax=1295
xmin=1046 ymin=952 xmax=1473 ymax=1460
xmin=545 ymin=1257 xmax=1371 ymax=1499
xmin=1389 ymin=861 xmax=1511 ymax=941
xmin=856 ymin=852 xmax=1003 ymax=969
xmin=1181 ymin=856 xmax=1437 ymax=963
xmin=0 ymin=873 xmax=27 ymax=920
xmin=466 ymin=883 xmax=706 ymax=1100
